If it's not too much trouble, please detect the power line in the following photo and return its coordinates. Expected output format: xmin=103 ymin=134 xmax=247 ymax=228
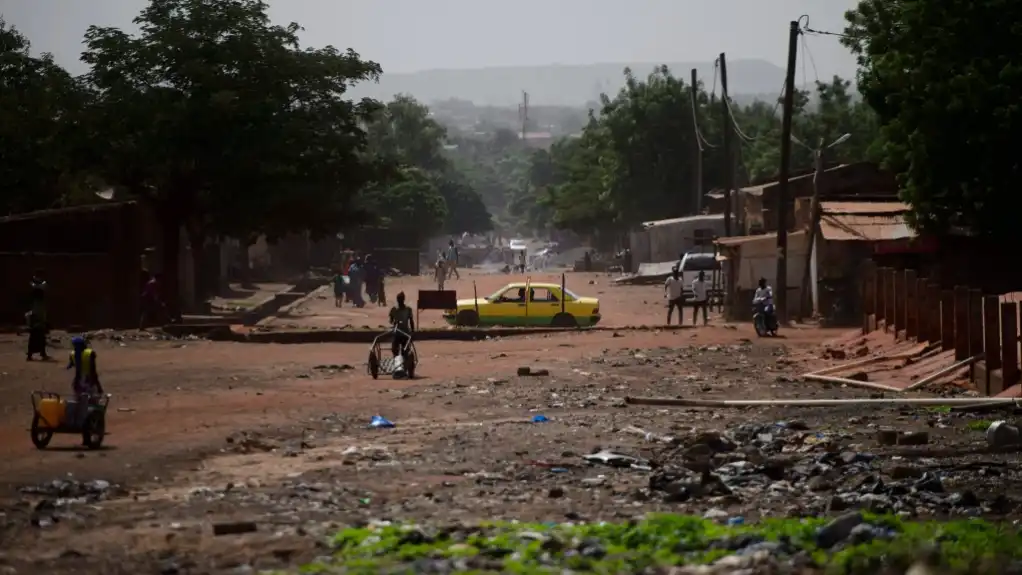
xmin=800 ymin=32 xmax=820 ymax=84
xmin=802 ymin=27 xmax=851 ymax=40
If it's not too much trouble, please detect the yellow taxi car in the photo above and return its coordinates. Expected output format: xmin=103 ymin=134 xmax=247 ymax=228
xmin=444 ymin=281 xmax=600 ymax=327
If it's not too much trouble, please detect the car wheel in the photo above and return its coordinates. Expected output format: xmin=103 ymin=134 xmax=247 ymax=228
xmin=551 ymin=313 xmax=577 ymax=328
xmin=456 ymin=310 xmax=479 ymax=326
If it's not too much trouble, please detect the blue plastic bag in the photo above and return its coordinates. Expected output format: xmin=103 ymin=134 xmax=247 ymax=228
xmin=369 ymin=415 xmax=395 ymax=428
xmin=532 ymin=415 xmax=549 ymax=423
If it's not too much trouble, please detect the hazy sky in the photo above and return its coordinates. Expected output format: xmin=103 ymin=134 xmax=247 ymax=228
xmin=1 ymin=0 xmax=859 ymax=77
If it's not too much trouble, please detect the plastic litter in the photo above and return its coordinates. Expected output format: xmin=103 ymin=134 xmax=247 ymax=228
xmin=368 ymin=415 xmax=395 ymax=428
xmin=532 ymin=415 xmax=549 ymax=423
xmin=582 ymin=450 xmax=651 ymax=471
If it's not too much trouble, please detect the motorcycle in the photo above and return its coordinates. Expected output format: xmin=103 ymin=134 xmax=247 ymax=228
xmin=753 ymin=299 xmax=779 ymax=337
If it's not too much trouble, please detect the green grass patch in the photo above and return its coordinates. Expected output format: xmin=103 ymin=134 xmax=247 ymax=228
xmin=966 ymin=419 xmax=992 ymax=432
xmin=290 ymin=514 xmax=1022 ymax=574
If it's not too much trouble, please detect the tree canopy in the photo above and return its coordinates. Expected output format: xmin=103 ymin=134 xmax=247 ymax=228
xmin=506 ymin=64 xmax=881 ymax=240
xmin=0 ymin=19 xmax=92 ymax=214
xmin=843 ymin=0 xmax=1022 ymax=239
xmin=361 ymin=94 xmax=493 ymax=238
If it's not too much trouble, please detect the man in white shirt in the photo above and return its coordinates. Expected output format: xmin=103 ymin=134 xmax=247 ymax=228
xmin=753 ymin=278 xmax=774 ymax=307
xmin=691 ymin=271 xmax=709 ymax=326
xmin=664 ymin=267 xmax=685 ymax=325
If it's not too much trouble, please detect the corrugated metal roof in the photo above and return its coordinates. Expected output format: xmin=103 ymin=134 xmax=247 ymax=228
xmin=820 ymin=201 xmax=909 ymax=215
xmin=641 ymin=213 xmax=724 ymax=229
xmin=715 ymin=230 xmax=808 ymax=247
xmin=819 ymin=213 xmax=915 ymax=241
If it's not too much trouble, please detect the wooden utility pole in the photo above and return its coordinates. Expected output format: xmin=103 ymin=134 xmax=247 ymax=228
xmin=775 ymin=21 xmax=800 ymax=323
xmin=519 ymin=91 xmax=530 ymax=138
xmin=719 ymin=53 xmax=732 ymax=237
xmin=690 ymin=68 xmax=703 ymax=214
xmin=798 ymin=144 xmax=825 ymax=320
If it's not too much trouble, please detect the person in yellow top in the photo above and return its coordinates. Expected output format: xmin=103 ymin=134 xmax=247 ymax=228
xmin=67 ymin=336 xmax=104 ymax=430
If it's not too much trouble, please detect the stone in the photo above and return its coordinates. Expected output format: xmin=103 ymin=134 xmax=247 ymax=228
xmin=815 ymin=511 xmax=864 ymax=549
xmin=986 ymin=421 xmax=1020 ymax=448
xmin=876 ymin=429 xmax=899 ymax=446
xmin=702 ymin=508 xmax=729 ymax=521
xmin=212 ymin=521 xmax=258 ymax=536
xmin=897 ymin=431 xmax=930 ymax=446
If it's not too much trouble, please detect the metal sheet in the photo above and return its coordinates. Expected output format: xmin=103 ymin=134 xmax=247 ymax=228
xmin=819 ymin=213 xmax=914 ymax=241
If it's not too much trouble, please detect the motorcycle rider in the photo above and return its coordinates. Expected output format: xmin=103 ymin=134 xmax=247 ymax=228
xmin=753 ymin=278 xmax=774 ymax=308
xmin=752 ymin=278 xmax=776 ymax=331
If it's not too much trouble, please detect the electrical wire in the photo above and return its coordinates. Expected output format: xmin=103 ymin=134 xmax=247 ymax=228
xmin=802 ymin=27 xmax=851 ymax=40
xmin=800 ymin=32 xmax=820 ymax=84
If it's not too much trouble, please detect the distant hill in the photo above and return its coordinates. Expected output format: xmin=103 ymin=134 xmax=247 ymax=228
xmin=348 ymin=60 xmax=790 ymax=107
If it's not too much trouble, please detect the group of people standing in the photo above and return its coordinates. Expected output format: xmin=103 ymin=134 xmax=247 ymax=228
xmin=333 ymin=254 xmax=386 ymax=308
xmin=663 ymin=268 xmax=711 ymax=326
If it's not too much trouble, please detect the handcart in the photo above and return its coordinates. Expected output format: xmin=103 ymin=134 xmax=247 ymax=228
xmin=367 ymin=327 xmax=418 ymax=380
xmin=30 ymin=391 xmax=110 ymax=449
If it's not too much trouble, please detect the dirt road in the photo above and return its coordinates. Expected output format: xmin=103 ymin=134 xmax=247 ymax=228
xmin=271 ymin=270 xmax=702 ymax=330
xmin=0 ymin=285 xmax=1016 ymax=574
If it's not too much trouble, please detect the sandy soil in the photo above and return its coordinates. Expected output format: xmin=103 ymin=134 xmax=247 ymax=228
xmin=0 ymin=280 xmax=1015 ymax=574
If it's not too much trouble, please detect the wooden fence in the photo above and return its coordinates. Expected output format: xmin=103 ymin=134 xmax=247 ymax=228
xmin=862 ymin=264 xmax=1020 ymax=395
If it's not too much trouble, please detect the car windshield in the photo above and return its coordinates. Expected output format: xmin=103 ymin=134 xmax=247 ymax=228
xmin=681 ymin=255 xmax=718 ymax=272
xmin=561 ymin=287 xmax=580 ymax=301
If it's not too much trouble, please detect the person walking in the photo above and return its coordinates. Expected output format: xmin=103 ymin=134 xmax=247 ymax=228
xmin=26 ymin=270 xmax=49 ymax=361
xmin=435 ymin=251 xmax=447 ymax=290
xmin=691 ymin=271 xmax=709 ymax=326
xmin=664 ymin=267 xmax=685 ymax=326
xmin=332 ymin=267 xmax=346 ymax=307
xmin=446 ymin=240 xmax=460 ymax=279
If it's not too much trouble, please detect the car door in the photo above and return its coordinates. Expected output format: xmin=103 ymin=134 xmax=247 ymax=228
xmin=529 ymin=287 xmax=561 ymax=325
xmin=481 ymin=286 xmax=527 ymax=325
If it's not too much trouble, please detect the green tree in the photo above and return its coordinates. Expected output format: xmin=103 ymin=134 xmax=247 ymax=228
xmin=844 ymin=0 xmax=1022 ymax=238
xmin=0 ymin=19 xmax=93 ymax=214
xmin=81 ymin=0 xmax=382 ymax=311
xmin=362 ymin=95 xmax=492 ymax=235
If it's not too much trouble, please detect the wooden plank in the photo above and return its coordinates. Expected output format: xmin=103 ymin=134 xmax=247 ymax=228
xmin=1001 ymin=302 xmax=1019 ymax=393
xmin=983 ymin=295 xmax=1001 ymax=395
xmin=885 ymin=268 xmax=896 ymax=332
xmin=893 ymin=270 xmax=905 ymax=336
xmin=929 ymin=284 xmax=943 ymax=344
xmin=969 ymin=289 xmax=984 ymax=359
xmin=862 ymin=264 xmax=876 ymax=334
xmin=877 ymin=268 xmax=889 ymax=328
xmin=905 ymin=270 xmax=918 ymax=338
xmin=953 ymin=286 xmax=969 ymax=360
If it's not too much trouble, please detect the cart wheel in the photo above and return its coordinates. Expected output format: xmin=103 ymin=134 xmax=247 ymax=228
xmin=368 ymin=351 xmax=380 ymax=380
xmin=406 ymin=351 xmax=417 ymax=379
xmin=82 ymin=412 xmax=105 ymax=449
xmin=30 ymin=416 xmax=53 ymax=450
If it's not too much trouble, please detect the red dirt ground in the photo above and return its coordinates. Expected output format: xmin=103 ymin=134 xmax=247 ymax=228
xmin=4 ymin=274 xmax=1001 ymax=574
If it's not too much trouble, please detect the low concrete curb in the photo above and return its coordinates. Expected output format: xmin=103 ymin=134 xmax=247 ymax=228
xmin=206 ymin=324 xmax=693 ymax=344
xmin=257 ymin=284 xmax=330 ymax=326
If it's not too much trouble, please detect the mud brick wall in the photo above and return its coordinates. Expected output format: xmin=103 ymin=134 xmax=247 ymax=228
xmin=0 ymin=202 xmax=151 ymax=329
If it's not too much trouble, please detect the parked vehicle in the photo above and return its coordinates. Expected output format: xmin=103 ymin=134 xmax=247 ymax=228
xmin=444 ymin=278 xmax=600 ymax=327
xmin=676 ymin=252 xmax=724 ymax=301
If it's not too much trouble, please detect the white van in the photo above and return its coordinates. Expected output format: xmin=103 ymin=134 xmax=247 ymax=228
xmin=676 ymin=252 xmax=723 ymax=301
